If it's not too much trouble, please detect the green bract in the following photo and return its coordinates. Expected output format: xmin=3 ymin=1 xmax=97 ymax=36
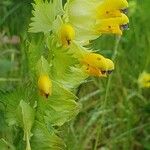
xmin=29 ymin=0 xmax=64 ymax=33
xmin=64 ymin=0 xmax=99 ymax=42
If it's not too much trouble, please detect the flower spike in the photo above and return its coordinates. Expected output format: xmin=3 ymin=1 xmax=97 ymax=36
xmin=65 ymin=0 xmax=129 ymax=41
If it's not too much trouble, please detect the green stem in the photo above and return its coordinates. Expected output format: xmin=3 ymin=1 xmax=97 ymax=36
xmin=26 ymin=133 xmax=31 ymax=150
xmin=104 ymin=36 xmax=121 ymax=104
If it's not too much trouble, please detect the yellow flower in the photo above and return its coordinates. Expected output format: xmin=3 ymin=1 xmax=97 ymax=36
xmin=60 ymin=24 xmax=75 ymax=46
xmin=95 ymin=13 xmax=129 ymax=35
xmin=138 ymin=72 xmax=150 ymax=88
xmin=105 ymin=58 xmax=115 ymax=73
xmin=64 ymin=0 xmax=129 ymax=42
xmin=81 ymin=53 xmax=114 ymax=77
xmin=38 ymin=75 xmax=52 ymax=98
xmin=96 ymin=0 xmax=128 ymax=19
xmin=95 ymin=0 xmax=129 ymax=35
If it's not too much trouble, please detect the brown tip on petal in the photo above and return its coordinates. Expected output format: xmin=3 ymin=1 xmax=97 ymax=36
xmin=67 ymin=39 xmax=71 ymax=45
xmin=121 ymin=8 xmax=128 ymax=14
xmin=120 ymin=24 xmax=129 ymax=30
xmin=107 ymin=70 xmax=114 ymax=75
xmin=45 ymin=93 xmax=49 ymax=99
xmin=101 ymin=70 xmax=106 ymax=74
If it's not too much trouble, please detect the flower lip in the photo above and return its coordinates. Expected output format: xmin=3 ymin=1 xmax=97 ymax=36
xmin=121 ymin=8 xmax=128 ymax=14
xmin=67 ymin=39 xmax=71 ymax=45
xmin=45 ymin=93 xmax=49 ymax=99
xmin=107 ymin=70 xmax=114 ymax=75
xmin=60 ymin=24 xmax=75 ymax=46
xmin=101 ymin=70 xmax=107 ymax=75
xmin=120 ymin=23 xmax=129 ymax=30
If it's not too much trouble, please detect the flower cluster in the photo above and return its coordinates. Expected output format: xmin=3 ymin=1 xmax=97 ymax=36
xmin=1 ymin=1 xmax=130 ymax=150
xmin=64 ymin=0 xmax=129 ymax=43
xmin=6 ymin=0 xmax=130 ymax=149
xmin=29 ymin=0 xmax=129 ymax=97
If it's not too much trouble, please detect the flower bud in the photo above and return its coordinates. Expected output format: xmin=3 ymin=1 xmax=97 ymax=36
xmin=60 ymin=24 xmax=75 ymax=46
xmin=38 ymin=75 xmax=52 ymax=98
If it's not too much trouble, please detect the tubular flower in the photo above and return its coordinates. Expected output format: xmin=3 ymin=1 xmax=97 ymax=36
xmin=138 ymin=72 xmax=150 ymax=88
xmin=96 ymin=0 xmax=128 ymax=19
xmin=38 ymin=75 xmax=52 ymax=98
xmin=64 ymin=0 xmax=129 ymax=42
xmin=60 ymin=23 xmax=75 ymax=46
xmin=81 ymin=53 xmax=114 ymax=77
xmin=95 ymin=13 xmax=129 ymax=35
xmin=94 ymin=0 xmax=129 ymax=35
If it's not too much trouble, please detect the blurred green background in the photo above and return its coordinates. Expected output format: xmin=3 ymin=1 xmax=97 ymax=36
xmin=0 ymin=0 xmax=150 ymax=149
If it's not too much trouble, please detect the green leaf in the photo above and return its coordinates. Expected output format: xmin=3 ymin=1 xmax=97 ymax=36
xmin=37 ymin=81 xmax=80 ymax=126
xmin=50 ymin=44 xmax=78 ymax=81
xmin=17 ymin=100 xmax=35 ymax=150
xmin=27 ymin=35 xmax=45 ymax=76
xmin=36 ymin=56 xmax=50 ymax=76
xmin=29 ymin=0 xmax=64 ymax=33
xmin=0 ymin=138 xmax=15 ymax=150
xmin=46 ymin=82 xmax=80 ymax=126
xmin=46 ymin=36 xmax=88 ymax=89
xmin=31 ymin=121 xmax=66 ymax=150
xmin=0 ymin=59 xmax=12 ymax=76
xmin=61 ymin=66 xmax=88 ymax=89
xmin=3 ymin=88 xmax=36 ymax=150
xmin=5 ymin=87 xmax=36 ymax=125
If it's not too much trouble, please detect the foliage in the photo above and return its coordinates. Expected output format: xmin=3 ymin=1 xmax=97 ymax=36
xmin=0 ymin=0 xmax=150 ymax=150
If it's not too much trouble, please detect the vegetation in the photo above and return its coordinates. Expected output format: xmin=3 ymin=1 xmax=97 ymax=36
xmin=0 ymin=0 xmax=150 ymax=150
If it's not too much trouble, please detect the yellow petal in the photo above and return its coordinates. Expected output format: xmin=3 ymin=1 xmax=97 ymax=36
xmin=60 ymin=24 xmax=75 ymax=47
xmin=96 ymin=0 xmax=128 ymax=19
xmin=97 ymin=9 xmax=122 ymax=19
xmin=105 ymin=58 xmax=115 ymax=71
xmin=81 ymin=53 xmax=115 ymax=71
xmin=138 ymin=72 xmax=150 ymax=88
xmin=38 ymin=75 xmax=52 ymax=98
xmin=81 ymin=53 xmax=107 ymax=70
xmin=85 ymin=65 xmax=107 ymax=77
xmin=107 ymin=0 xmax=128 ymax=9
xmin=81 ymin=52 xmax=114 ymax=77
xmin=95 ymin=13 xmax=129 ymax=35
